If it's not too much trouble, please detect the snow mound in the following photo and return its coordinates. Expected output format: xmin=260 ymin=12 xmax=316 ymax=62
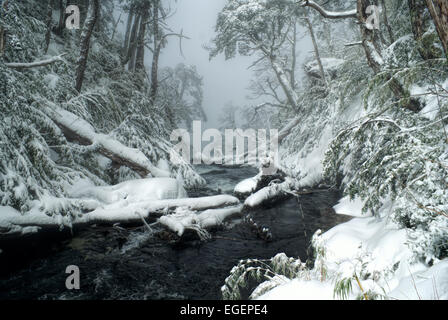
xmin=333 ymin=195 xmax=373 ymax=217
xmin=234 ymin=176 xmax=259 ymax=195
xmin=70 ymin=177 xmax=187 ymax=204
xmin=257 ymin=278 xmax=336 ymax=300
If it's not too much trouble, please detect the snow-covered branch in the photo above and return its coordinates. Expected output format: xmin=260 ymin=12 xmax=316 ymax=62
xmin=300 ymin=1 xmax=357 ymax=20
xmin=44 ymin=107 xmax=171 ymax=178
xmin=4 ymin=54 xmax=66 ymax=69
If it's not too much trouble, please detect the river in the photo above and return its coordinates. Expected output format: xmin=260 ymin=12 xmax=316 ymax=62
xmin=0 ymin=165 xmax=350 ymax=300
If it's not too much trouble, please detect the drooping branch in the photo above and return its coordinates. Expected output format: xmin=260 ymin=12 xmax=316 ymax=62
xmin=300 ymin=0 xmax=358 ymax=19
xmin=4 ymin=54 xmax=66 ymax=69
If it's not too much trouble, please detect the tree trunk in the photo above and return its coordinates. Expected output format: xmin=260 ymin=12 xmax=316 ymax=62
xmin=122 ymin=6 xmax=134 ymax=60
xmin=44 ymin=1 xmax=53 ymax=54
xmin=261 ymin=46 xmax=301 ymax=113
xmin=44 ymin=107 xmax=170 ymax=178
xmin=135 ymin=4 xmax=150 ymax=72
xmin=75 ymin=0 xmax=99 ymax=93
xmin=54 ymin=0 xmax=66 ymax=35
xmin=290 ymin=23 xmax=297 ymax=91
xmin=126 ymin=12 xmax=141 ymax=70
xmin=150 ymin=0 xmax=161 ymax=104
xmin=425 ymin=0 xmax=448 ymax=57
xmin=357 ymin=0 xmax=384 ymax=73
xmin=380 ymin=0 xmax=395 ymax=43
xmin=0 ymin=27 xmax=4 ymax=57
xmin=305 ymin=17 xmax=327 ymax=86
xmin=304 ymin=0 xmax=421 ymax=112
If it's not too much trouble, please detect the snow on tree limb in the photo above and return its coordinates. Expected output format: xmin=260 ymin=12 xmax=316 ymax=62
xmin=0 ymin=195 xmax=242 ymax=238
xmin=300 ymin=1 xmax=357 ymax=20
xmin=4 ymin=54 xmax=66 ymax=69
xmin=44 ymin=107 xmax=171 ymax=178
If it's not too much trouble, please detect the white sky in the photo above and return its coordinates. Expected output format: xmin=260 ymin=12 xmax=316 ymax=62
xmin=116 ymin=0 xmax=313 ymax=129
xmin=158 ymin=0 xmax=257 ymax=128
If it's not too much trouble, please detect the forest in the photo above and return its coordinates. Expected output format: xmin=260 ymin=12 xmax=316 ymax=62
xmin=0 ymin=0 xmax=447 ymax=301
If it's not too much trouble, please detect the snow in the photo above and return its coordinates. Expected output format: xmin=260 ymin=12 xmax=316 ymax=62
xmin=256 ymin=210 xmax=448 ymax=300
xmin=43 ymin=73 xmax=60 ymax=89
xmin=333 ymin=196 xmax=372 ymax=217
xmin=70 ymin=177 xmax=187 ymax=204
xmin=389 ymin=260 xmax=448 ymax=300
xmin=304 ymin=58 xmax=344 ymax=79
xmin=44 ymin=107 xmax=171 ymax=178
xmin=159 ymin=205 xmax=243 ymax=236
xmin=234 ymin=176 xmax=259 ymax=194
xmin=244 ymin=181 xmax=289 ymax=207
xmin=300 ymin=1 xmax=357 ymax=19
xmin=0 ymin=205 xmax=54 ymax=235
xmin=412 ymin=79 xmax=448 ymax=121
xmin=1 ymin=175 xmax=240 ymax=235
xmin=257 ymin=278 xmax=336 ymax=300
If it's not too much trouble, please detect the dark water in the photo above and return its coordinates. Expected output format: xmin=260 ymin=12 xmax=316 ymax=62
xmin=0 ymin=165 xmax=350 ymax=300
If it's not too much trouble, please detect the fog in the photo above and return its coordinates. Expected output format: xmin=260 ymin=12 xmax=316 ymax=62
xmin=117 ymin=0 xmax=314 ymax=129
xmin=158 ymin=0 xmax=257 ymax=129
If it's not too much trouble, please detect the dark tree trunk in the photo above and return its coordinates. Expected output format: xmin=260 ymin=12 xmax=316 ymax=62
xmin=305 ymin=17 xmax=327 ymax=86
xmin=380 ymin=0 xmax=395 ymax=43
xmin=126 ymin=12 xmax=141 ymax=70
xmin=121 ymin=5 xmax=134 ymax=60
xmin=54 ymin=0 xmax=66 ymax=35
xmin=135 ymin=3 xmax=150 ymax=72
xmin=75 ymin=0 xmax=99 ymax=93
xmin=150 ymin=0 xmax=161 ymax=104
xmin=425 ymin=0 xmax=448 ymax=58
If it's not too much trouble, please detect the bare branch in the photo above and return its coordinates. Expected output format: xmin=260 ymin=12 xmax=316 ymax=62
xmin=300 ymin=0 xmax=358 ymax=19
xmin=4 ymin=53 xmax=66 ymax=69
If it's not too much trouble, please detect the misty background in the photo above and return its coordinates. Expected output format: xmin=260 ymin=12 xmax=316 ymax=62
xmin=115 ymin=0 xmax=313 ymax=129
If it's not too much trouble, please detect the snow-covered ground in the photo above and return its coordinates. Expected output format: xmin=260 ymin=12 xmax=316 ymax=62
xmin=256 ymin=196 xmax=448 ymax=300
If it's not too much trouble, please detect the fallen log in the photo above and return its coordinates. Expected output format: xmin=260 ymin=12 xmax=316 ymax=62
xmin=44 ymin=107 xmax=170 ymax=178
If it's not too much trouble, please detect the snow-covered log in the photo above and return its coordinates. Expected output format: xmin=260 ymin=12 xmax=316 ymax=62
xmin=159 ymin=205 xmax=243 ymax=236
xmin=244 ymin=181 xmax=291 ymax=208
xmin=0 ymin=195 xmax=241 ymax=238
xmin=77 ymin=194 xmax=241 ymax=225
xmin=4 ymin=54 xmax=66 ymax=69
xmin=44 ymin=107 xmax=170 ymax=178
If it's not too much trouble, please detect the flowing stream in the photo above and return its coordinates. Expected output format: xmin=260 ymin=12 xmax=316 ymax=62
xmin=0 ymin=165 xmax=350 ymax=300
